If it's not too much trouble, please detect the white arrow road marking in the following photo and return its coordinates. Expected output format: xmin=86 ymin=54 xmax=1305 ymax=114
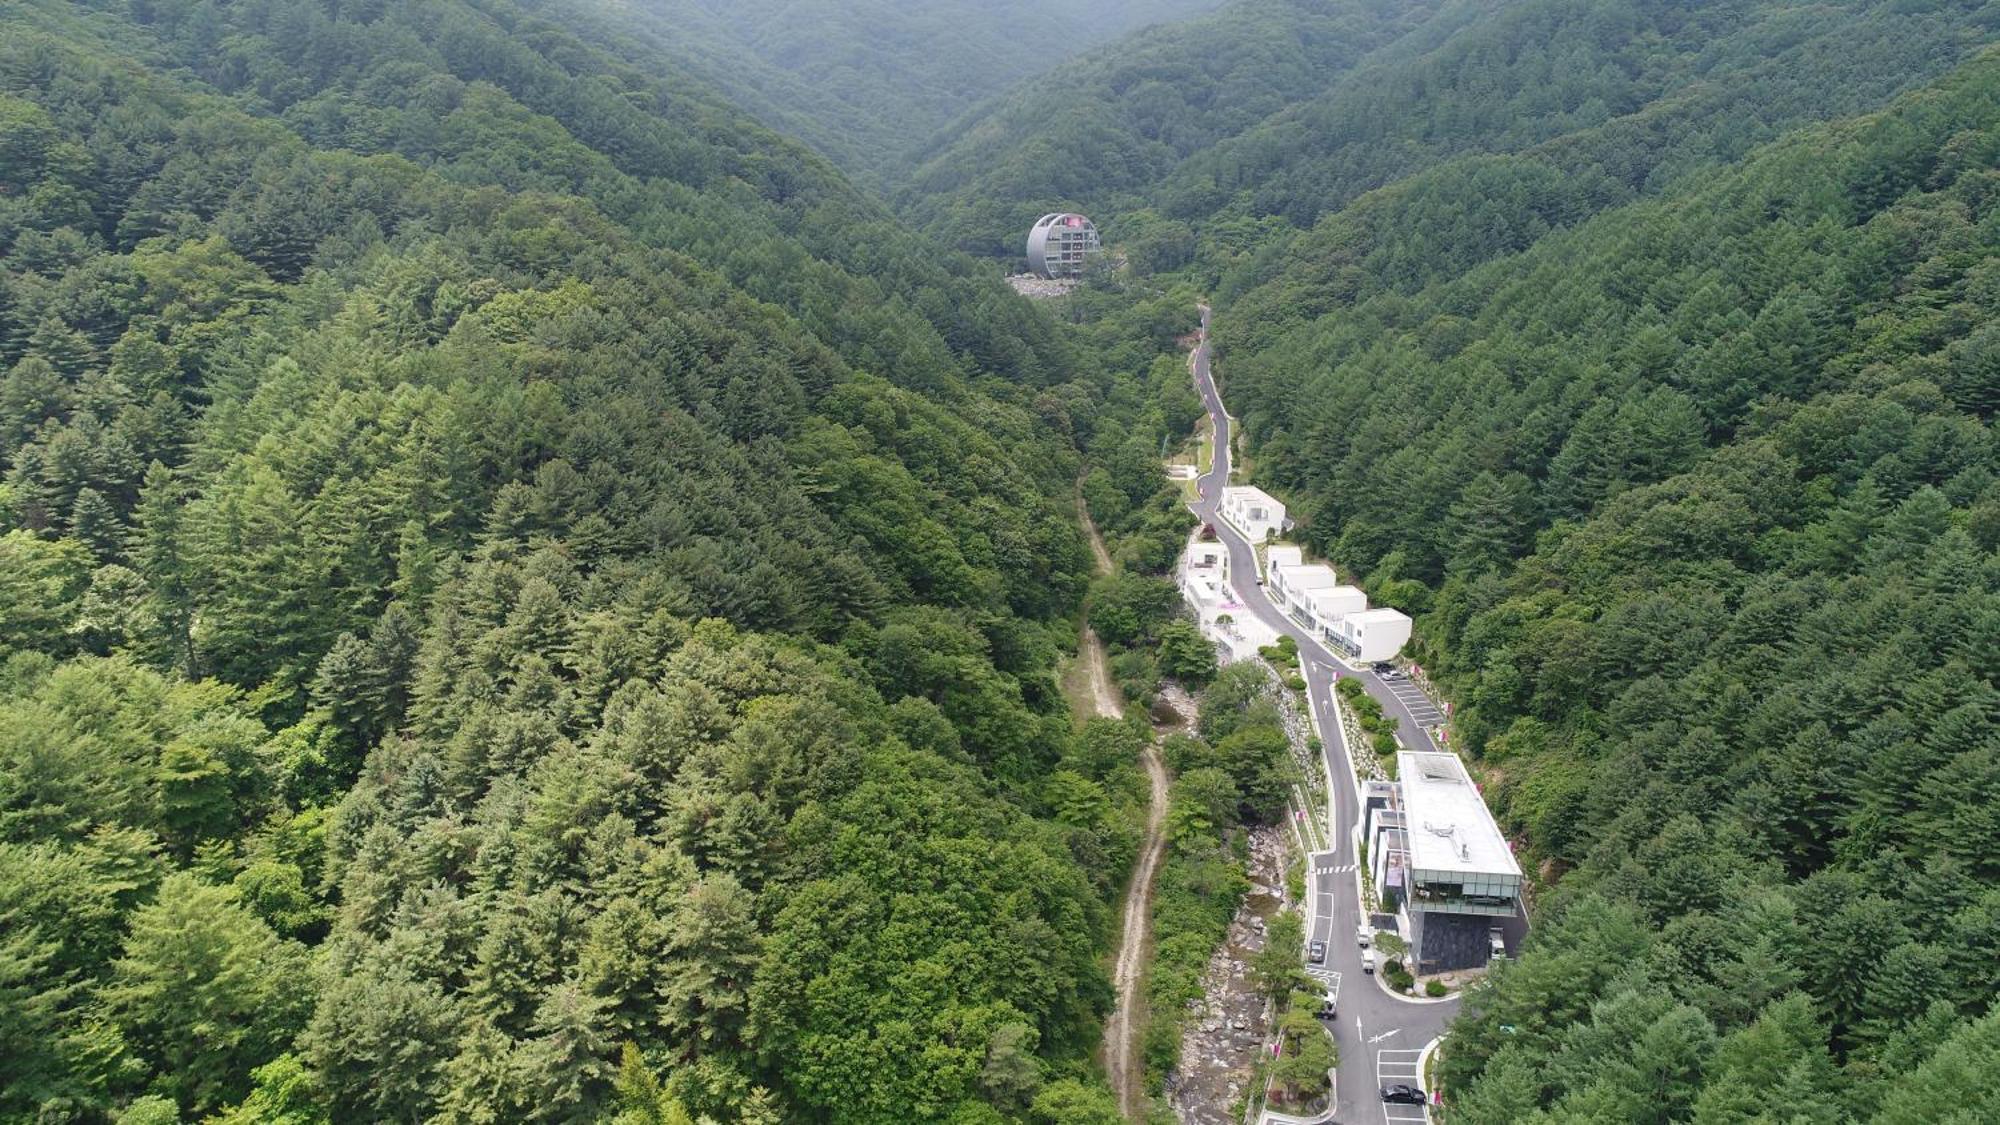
xmin=1369 ymin=1028 xmax=1402 ymax=1044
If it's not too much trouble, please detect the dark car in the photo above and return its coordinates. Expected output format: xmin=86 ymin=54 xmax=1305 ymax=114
xmin=1382 ymin=1085 xmax=1427 ymax=1105
xmin=1372 ymin=662 xmax=1399 ymax=677
xmin=1307 ymin=940 xmax=1326 ymax=965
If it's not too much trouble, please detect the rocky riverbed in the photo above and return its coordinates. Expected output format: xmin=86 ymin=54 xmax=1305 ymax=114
xmin=1167 ymin=826 xmax=1291 ymax=1124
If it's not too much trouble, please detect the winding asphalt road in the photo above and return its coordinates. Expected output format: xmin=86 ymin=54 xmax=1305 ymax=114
xmin=1188 ymin=307 xmax=1458 ymax=1124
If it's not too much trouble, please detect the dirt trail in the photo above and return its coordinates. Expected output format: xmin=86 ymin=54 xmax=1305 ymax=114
xmin=1078 ymin=491 xmax=1172 ymax=1121
xmin=1079 ymin=489 xmax=1115 ymax=575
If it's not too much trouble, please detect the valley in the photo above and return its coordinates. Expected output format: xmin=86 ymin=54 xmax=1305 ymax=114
xmin=2 ymin=1 xmax=1997 ymax=1123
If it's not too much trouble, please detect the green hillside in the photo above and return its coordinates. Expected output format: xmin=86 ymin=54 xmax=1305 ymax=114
xmin=0 ymin=1 xmax=1206 ymax=1122
xmin=900 ymin=0 xmax=1450 ymax=257
xmin=906 ymin=0 xmax=1999 ymax=272
xmin=895 ymin=0 xmax=2000 ymax=1114
xmin=6 ymin=0 xmax=1999 ymax=1119
xmin=1361 ymin=63 xmax=2000 ymax=1119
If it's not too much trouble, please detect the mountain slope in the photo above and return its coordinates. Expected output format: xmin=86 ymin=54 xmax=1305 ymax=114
xmin=893 ymin=0 xmax=2000 ymax=1114
xmin=564 ymin=0 xmax=1228 ymax=182
xmin=1221 ymin=52 xmax=2000 ymax=1121
xmin=905 ymin=0 xmax=2000 ymax=272
xmin=899 ymin=0 xmax=1450 ymax=257
xmin=0 ymin=1 xmax=1148 ymax=1122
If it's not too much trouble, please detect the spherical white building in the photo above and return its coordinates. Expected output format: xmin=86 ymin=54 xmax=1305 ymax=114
xmin=1026 ymin=212 xmax=1101 ymax=279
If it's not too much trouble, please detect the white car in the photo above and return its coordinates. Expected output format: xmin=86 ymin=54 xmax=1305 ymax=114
xmin=1361 ymin=949 xmax=1376 ymax=974
xmin=1356 ymin=924 xmax=1372 ymax=948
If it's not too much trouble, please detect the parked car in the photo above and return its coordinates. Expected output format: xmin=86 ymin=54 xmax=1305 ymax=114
xmin=1356 ymin=924 xmax=1372 ymax=948
xmin=1318 ymin=990 xmax=1337 ymax=1019
xmin=1361 ymin=948 xmax=1376 ymax=974
xmin=1489 ymin=925 xmax=1506 ymax=958
xmin=1382 ymin=1085 xmax=1427 ymax=1105
xmin=1307 ymin=940 xmax=1327 ymax=965
xmin=1371 ymin=662 xmax=1395 ymax=674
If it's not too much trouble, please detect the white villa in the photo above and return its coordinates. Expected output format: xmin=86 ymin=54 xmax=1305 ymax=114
xmin=1219 ymin=486 xmax=1285 ymax=542
xmin=1265 ymin=547 xmax=1413 ymax=663
xmin=1330 ymin=607 xmax=1413 ymax=664
xmin=1178 ymin=534 xmax=1275 ymax=662
xmin=1269 ymin=561 xmax=1342 ymax=619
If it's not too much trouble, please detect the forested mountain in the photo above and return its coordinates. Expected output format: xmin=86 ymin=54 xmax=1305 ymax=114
xmin=568 ymin=0 xmax=1227 ymax=184
xmin=1257 ymin=59 xmax=2000 ymax=1118
xmin=892 ymin=0 xmax=2000 ymax=1113
xmin=908 ymin=0 xmax=2000 ymax=271
xmin=0 ymin=0 xmax=1218 ymax=1121
xmin=8 ymin=0 xmax=2000 ymax=1119
xmin=900 ymin=0 xmax=1449 ymax=257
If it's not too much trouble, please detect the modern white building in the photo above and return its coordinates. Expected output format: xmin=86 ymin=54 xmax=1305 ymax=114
xmin=1219 ymin=486 xmax=1285 ymax=542
xmin=1263 ymin=540 xmax=1413 ymax=662
xmin=1181 ymin=539 xmax=1228 ymax=588
xmin=1397 ymin=751 xmax=1521 ymax=972
xmin=1026 ymin=213 xmax=1102 ymax=278
xmin=1179 ymin=534 xmax=1275 ymax=663
xmin=1328 ymin=607 xmax=1413 ymax=664
xmin=1306 ymin=586 xmax=1368 ymax=630
xmin=1270 ymin=562 xmax=1341 ymax=620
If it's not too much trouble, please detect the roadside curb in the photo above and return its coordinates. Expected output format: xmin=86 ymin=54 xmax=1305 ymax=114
xmin=1417 ymin=1035 xmax=1444 ymax=1119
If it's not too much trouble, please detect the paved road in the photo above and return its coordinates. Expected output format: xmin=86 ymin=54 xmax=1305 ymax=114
xmin=1189 ymin=306 xmax=1459 ymax=1124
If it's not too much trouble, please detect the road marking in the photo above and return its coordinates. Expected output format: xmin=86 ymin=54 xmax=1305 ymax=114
xmin=1376 ymin=1045 xmax=1432 ymax=1125
xmin=1368 ymin=1028 xmax=1401 ymax=1044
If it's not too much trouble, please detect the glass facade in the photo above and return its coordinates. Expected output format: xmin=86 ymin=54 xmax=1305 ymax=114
xmin=1410 ymin=870 xmax=1521 ymax=916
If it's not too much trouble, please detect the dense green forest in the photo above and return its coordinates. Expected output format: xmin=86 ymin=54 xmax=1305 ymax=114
xmin=8 ymin=0 xmax=2000 ymax=1120
xmin=0 ymin=0 xmax=1281 ymax=1122
xmin=892 ymin=0 xmax=2000 ymax=1115
xmin=899 ymin=0 xmax=1447 ymax=259
xmin=908 ymin=0 xmax=2000 ymax=273
xmin=1219 ymin=54 xmax=2000 ymax=1120
xmin=568 ymin=0 xmax=1226 ymax=185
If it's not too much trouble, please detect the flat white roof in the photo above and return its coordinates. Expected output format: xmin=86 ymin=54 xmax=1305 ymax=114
xmin=1266 ymin=544 xmax=1303 ymax=568
xmin=1398 ymin=752 xmax=1520 ymax=878
xmin=1222 ymin=485 xmax=1283 ymax=507
xmin=1349 ymin=607 xmax=1411 ymax=626
xmin=1309 ymin=586 xmax=1366 ymax=615
xmin=1283 ymin=564 xmax=1341 ymax=589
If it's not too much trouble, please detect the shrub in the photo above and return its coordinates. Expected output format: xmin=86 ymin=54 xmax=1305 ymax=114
xmin=1425 ymin=980 xmax=1448 ymax=997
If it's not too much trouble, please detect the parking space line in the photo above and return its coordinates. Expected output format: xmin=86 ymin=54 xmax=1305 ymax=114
xmin=1375 ymin=1046 xmax=1430 ymax=1125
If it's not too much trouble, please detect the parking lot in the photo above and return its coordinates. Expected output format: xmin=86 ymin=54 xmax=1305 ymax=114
xmin=1379 ymin=675 xmax=1444 ymax=730
xmin=1375 ymin=1046 xmax=1429 ymax=1124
